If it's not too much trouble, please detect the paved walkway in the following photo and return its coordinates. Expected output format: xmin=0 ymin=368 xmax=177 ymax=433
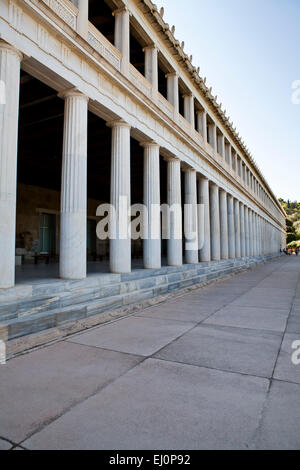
xmin=1 ymin=256 xmax=300 ymax=450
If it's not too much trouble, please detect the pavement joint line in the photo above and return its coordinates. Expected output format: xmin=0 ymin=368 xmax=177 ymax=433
xmin=14 ymin=262 xmax=281 ymax=446
xmin=6 ymin=258 xmax=275 ymax=361
xmin=16 ymin=352 xmax=151 ymax=447
xmin=2 ymin=257 xmax=292 ymax=448
xmin=248 ymin=259 xmax=300 ymax=449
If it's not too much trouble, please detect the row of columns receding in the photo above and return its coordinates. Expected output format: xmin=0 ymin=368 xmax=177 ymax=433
xmin=0 ymin=41 xmax=281 ymax=288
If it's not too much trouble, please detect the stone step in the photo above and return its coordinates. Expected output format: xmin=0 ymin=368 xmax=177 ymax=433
xmin=0 ymin=255 xmax=280 ymax=342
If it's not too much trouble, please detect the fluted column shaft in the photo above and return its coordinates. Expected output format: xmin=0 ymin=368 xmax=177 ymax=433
xmin=234 ymin=199 xmax=241 ymax=258
xmin=114 ymin=7 xmax=130 ymax=74
xmin=60 ymin=90 xmax=89 ymax=280
xmin=254 ymin=212 xmax=258 ymax=255
xmin=198 ymin=177 xmax=211 ymax=262
xmin=144 ymin=46 xmax=158 ymax=95
xmin=77 ymin=0 xmax=89 ymax=39
xmin=167 ymin=158 xmax=182 ymax=266
xmin=183 ymin=94 xmax=195 ymax=127
xmin=219 ymin=190 xmax=229 ymax=260
xmin=110 ymin=121 xmax=131 ymax=273
xmin=227 ymin=195 xmax=235 ymax=259
xmin=210 ymin=183 xmax=221 ymax=261
xmin=143 ymin=142 xmax=161 ymax=269
xmin=249 ymin=210 xmax=254 ymax=256
xmin=0 ymin=42 xmax=22 ymax=288
xmin=167 ymin=73 xmax=179 ymax=113
xmin=184 ymin=169 xmax=198 ymax=264
xmin=245 ymin=207 xmax=250 ymax=256
xmin=240 ymin=203 xmax=246 ymax=257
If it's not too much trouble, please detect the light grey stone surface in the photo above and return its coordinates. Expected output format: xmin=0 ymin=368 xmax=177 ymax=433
xmin=22 ymin=359 xmax=269 ymax=450
xmin=0 ymin=438 xmax=13 ymax=450
xmin=273 ymin=333 xmax=300 ymax=384
xmin=155 ymin=324 xmax=282 ymax=378
xmin=205 ymin=305 xmax=289 ymax=332
xmin=68 ymin=316 xmax=195 ymax=356
xmin=256 ymin=380 xmax=300 ymax=450
xmin=1 ymin=257 xmax=300 ymax=450
xmin=0 ymin=341 xmax=142 ymax=442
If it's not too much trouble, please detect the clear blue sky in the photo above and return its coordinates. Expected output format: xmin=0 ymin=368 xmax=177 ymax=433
xmin=156 ymin=0 xmax=300 ymax=201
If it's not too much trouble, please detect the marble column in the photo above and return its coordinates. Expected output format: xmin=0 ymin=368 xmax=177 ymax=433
xmin=109 ymin=121 xmax=131 ymax=273
xmin=183 ymin=94 xmax=195 ymax=128
xmin=77 ymin=0 xmax=89 ymax=39
xmin=234 ymin=198 xmax=241 ymax=258
xmin=167 ymin=158 xmax=182 ymax=266
xmin=249 ymin=210 xmax=254 ymax=256
xmin=257 ymin=216 xmax=261 ymax=255
xmin=209 ymin=183 xmax=221 ymax=261
xmin=227 ymin=194 xmax=235 ymax=259
xmin=142 ymin=142 xmax=161 ymax=269
xmin=219 ymin=189 xmax=229 ymax=260
xmin=0 ymin=42 xmax=22 ymax=288
xmin=114 ymin=7 xmax=130 ymax=74
xmin=253 ymin=213 xmax=258 ymax=256
xmin=59 ymin=90 xmax=89 ymax=280
xmin=245 ymin=207 xmax=250 ymax=257
xmin=240 ymin=203 xmax=246 ymax=257
xmin=144 ymin=45 xmax=158 ymax=95
xmin=198 ymin=177 xmax=211 ymax=262
xmin=166 ymin=72 xmax=179 ymax=113
xmin=184 ymin=169 xmax=198 ymax=264
xmin=196 ymin=110 xmax=207 ymax=141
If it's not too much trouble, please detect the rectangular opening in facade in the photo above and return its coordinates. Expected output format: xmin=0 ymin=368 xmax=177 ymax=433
xmin=130 ymin=22 xmax=147 ymax=76
xmin=157 ymin=53 xmax=169 ymax=100
xmin=88 ymin=0 xmax=115 ymax=45
xmin=206 ymin=115 xmax=215 ymax=148
xmin=237 ymin=156 xmax=242 ymax=177
xmin=225 ymin=139 xmax=230 ymax=164
xmin=232 ymin=151 xmax=236 ymax=172
xmin=178 ymin=79 xmax=186 ymax=118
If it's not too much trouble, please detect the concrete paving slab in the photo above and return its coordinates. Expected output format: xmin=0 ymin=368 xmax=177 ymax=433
xmin=0 ymin=438 xmax=13 ymax=450
xmin=155 ymin=324 xmax=282 ymax=378
xmin=273 ymin=333 xmax=300 ymax=384
xmin=248 ymin=287 xmax=296 ymax=299
xmin=256 ymin=380 xmax=300 ymax=450
xmin=22 ymin=359 xmax=269 ymax=450
xmin=205 ymin=305 xmax=289 ymax=332
xmin=229 ymin=293 xmax=293 ymax=310
xmin=0 ymin=341 xmax=142 ymax=443
xmin=68 ymin=316 xmax=195 ymax=356
xmin=135 ymin=301 xmax=223 ymax=322
xmin=286 ymin=312 xmax=300 ymax=334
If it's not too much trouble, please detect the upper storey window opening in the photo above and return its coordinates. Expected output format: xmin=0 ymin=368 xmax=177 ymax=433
xmin=88 ymin=0 xmax=115 ymax=45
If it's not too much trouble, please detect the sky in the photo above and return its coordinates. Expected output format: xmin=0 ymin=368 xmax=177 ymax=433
xmin=155 ymin=0 xmax=300 ymax=201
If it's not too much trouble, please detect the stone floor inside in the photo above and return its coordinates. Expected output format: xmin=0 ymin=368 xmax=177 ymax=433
xmin=0 ymin=255 xmax=299 ymax=450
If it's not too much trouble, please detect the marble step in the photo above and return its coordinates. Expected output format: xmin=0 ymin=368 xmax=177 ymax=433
xmin=1 ymin=258 xmax=259 ymax=341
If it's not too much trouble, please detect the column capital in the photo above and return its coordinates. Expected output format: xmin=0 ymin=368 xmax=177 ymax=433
xmin=106 ymin=119 xmax=131 ymax=129
xmin=58 ymin=88 xmax=89 ymax=101
xmin=143 ymin=44 xmax=157 ymax=53
xmin=140 ymin=140 xmax=159 ymax=149
xmin=0 ymin=40 xmax=23 ymax=60
xmin=181 ymin=162 xmax=196 ymax=173
xmin=182 ymin=92 xmax=193 ymax=99
xmin=163 ymin=155 xmax=180 ymax=163
xmin=165 ymin=71 xmax=178 ymax=79
xmin=112 ymin=6 xmax=130 ymax=16
xmin=219 ymin=187 xmax=227 ymax=194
